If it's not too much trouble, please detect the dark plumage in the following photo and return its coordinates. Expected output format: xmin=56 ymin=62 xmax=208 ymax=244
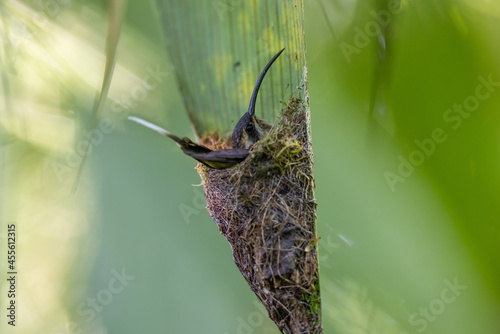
xmin=232 ymin=48 xmax=284 ymax=149
xmin=129 ymin=48 xmax=285 ymax=168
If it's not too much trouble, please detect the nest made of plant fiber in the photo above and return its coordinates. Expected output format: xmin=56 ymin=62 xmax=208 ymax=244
xmin=197 ymin=97 xmax=322 ymax=334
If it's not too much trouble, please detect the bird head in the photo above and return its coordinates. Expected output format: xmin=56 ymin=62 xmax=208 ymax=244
xmin=231 ymin=48 xmax=284 ymax=149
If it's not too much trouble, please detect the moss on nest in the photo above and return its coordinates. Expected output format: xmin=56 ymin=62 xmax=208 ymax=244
xmin=197 ymin=97 xmax=322 ymax=334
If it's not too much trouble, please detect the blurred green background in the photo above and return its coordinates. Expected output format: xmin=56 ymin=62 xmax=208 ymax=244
xmin=1 ymin=0 xmax=500 ymax=333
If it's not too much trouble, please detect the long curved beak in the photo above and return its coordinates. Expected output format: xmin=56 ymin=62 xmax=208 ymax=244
xmin=247 ymin=48 xmax=285 ymax=117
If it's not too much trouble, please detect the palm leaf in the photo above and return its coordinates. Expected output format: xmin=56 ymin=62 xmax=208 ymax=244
xmin=72 ymin=0 xmax=127 ymax=192
xmin=155 ymin=0 xmax=306 ymax=138
xmin=154 ymin=1 xmax=319 ymax=333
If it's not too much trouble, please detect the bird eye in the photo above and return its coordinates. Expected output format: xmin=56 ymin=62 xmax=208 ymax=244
xmin=245 ymin=122 xmax=255 ymax=134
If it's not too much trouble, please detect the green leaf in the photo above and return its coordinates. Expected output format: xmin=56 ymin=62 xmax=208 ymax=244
xmin=155 ymin=0 xmax=307 ymax=138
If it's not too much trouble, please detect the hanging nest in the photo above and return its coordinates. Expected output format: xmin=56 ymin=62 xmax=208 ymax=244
xmin=196 ymin=97 xmax=322 ymax=334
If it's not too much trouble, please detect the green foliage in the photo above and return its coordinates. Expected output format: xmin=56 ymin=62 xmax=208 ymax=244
xmin=1 ymin=0 xmax=500 ymax=334
xmin=156 ymin=0 xmax=306 ymax=137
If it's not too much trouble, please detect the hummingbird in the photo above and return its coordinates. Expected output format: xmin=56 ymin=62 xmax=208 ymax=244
xmin=231 ymin=48 xmax=284 ymax=149
xmin=129 ymin=48 xmax=285 ymax=169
